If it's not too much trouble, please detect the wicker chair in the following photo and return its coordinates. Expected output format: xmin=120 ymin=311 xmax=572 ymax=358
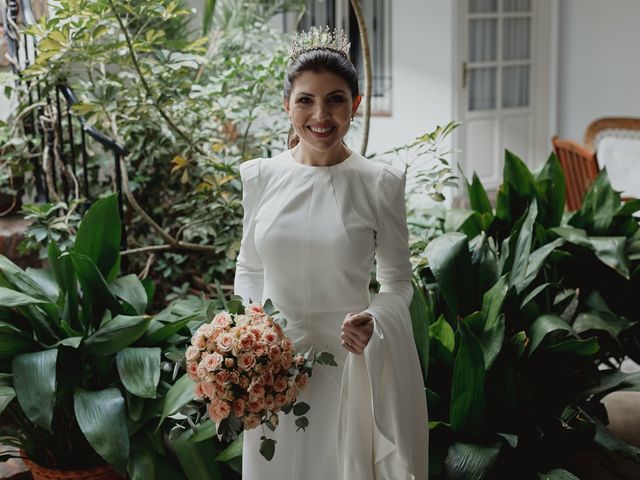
xmin=551 ymin=136 xmax=600 ymax=211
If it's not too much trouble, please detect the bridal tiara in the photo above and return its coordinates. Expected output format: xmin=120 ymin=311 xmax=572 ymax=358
xmin=289 ymin=26 xmax=351 ymax=63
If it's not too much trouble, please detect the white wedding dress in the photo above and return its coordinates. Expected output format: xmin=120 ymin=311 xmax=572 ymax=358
xmin=233 ymin=149 xmax=429 ymax=480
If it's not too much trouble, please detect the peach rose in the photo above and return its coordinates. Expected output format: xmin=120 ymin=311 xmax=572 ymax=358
xmin=185 ymin=346 xmax=201 ymax=362
xmin=212 ymin=312 xmax=233 ymax=328
xmin=253 ymin=342 xmax=267 ymax=357
xmin=239 ymin=376 xmax=250 ymax=389
xmin=196 ymin=364 xmax=208 ymax=380
xmin=217 ymin=333 xmax=236 ymax=353
xmin=263 ymin=329 xmax=279 ymax=344
xmin=246 ymin=303 xmax=265 ymax=315
xmin=208 ymin=399 xmax=231 ymax=423
xmin=201 ymin=382 xmax=215 ymax=399
xmin=197 ymin=323 xmax=215 ymax=338
xmin=191 ymin=333 xmax=206 ymax=349
xmin=268 ymin=345 xmax=282 ymax=361
xmin=194 ymin=382 xmax=206 ymax=400
xmin=261 ymin=370 xmax=274 ymax=386
xmin=203 ymin=352 xmax=224 ymax=372
xmin=214 ymin=369 xmax=230 ymax=385
xmin=287 ymin=385 xmax=299 ymax=403
xmin=244 ymin=413 xmax=261 ymax=430
xmin=225 ymin=357 xmax=235 ymax=368
xmin=187 ymin=363 xmax=199 ymax=381
xmin=232 ymin=398 xmax=246 ymax=417
xmin=235 ymin=315 xmax=252 ymax=326
xmin=264 ymin=394 xmax=276 ymax=411
xmin=229 ymin=371 xmax=240 ymax=384
xmin=295 ymin=373 xmax=309 ymax=390
xmin=275 ymin=393 xmax=288 ymax=408
xmin=249 ymin=380 xmax=265 ymax=398
xmin=273 ymin=377 xmax=287 ymax=393
xmin=247 ymin=396 xmax=265 ymax=414
xmin=238 ymin=352 xmax=256 ymax=370
xmin=281 ymin=337 xmax=294 ymax=352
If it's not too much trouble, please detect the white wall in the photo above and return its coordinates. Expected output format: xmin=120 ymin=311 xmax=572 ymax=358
xmin=557 ymin=0 xmax=640 ymax=140
xmin=363 ymin=0 xmax=455 ymax=157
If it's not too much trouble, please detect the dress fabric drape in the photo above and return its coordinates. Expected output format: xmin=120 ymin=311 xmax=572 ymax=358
xmin=233 ymin=150 xmax=429 ymax=480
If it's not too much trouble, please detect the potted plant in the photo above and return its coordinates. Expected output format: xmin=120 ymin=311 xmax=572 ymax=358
xmin=0 ymin=194 xmax=212 ymax=479
xmin=411 ymin=150 xmax=640 ymax=478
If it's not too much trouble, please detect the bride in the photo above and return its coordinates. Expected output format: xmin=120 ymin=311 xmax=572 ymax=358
xmin=233 ymin=26 xmax=429 ymax=480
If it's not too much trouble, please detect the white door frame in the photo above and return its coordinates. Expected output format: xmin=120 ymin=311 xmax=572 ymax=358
xmin=452 ymin=0 xmax=559 ymax=190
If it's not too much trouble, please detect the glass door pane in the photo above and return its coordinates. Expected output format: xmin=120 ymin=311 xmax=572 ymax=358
xmin=469 ymin=68 xmax=497 ymax=111
xmin=469 ymin=0 xmax=498 ymax=13
xmin=502 ymin=65 xmax=530 ymax=108
xmin=504 ymin=0 xmax=531 ymax=12
xmin=503 ymin=18 xmax=531 ymax=60
xmin=469 ymin=19 xmax=498 ymax=62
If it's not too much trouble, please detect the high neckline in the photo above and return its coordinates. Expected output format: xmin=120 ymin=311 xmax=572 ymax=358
xmin=287 ymin=149 xmax=355 ymax=169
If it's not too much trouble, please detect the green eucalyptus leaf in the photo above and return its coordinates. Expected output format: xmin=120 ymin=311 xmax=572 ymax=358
xmin=116 ymin=347 xmax=161 ymax=398
xmin=13 ymin=349 xmax=58 ymax=432
xmin=74 ymin=388 xmax=129 ymax=474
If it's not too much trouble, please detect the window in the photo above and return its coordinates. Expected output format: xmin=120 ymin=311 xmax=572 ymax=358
xmin=282 ymin=0 xmax=392 ymax=115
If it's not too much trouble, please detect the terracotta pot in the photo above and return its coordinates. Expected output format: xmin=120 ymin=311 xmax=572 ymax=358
xmin=22 ymin=458 xmax=124 ymax=480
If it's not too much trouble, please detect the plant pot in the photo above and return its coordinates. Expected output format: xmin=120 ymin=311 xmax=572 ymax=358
xmin=22 ymin=458 xmax=124 ymax=480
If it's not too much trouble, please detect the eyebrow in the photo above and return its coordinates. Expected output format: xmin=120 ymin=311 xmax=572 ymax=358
xmin=297 ymin=90 xmax=347 ymax=97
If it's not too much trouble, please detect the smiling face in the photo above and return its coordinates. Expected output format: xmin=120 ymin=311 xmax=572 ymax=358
xmin=284 ymin=70 xmax=361 ymax=156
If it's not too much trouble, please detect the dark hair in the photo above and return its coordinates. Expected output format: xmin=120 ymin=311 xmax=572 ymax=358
xmin=284 ymin=49 xmax=360 ymax=149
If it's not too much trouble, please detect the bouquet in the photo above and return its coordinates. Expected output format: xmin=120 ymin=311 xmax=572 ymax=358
xmin=185 ymin=300 xmax=336 ymax=460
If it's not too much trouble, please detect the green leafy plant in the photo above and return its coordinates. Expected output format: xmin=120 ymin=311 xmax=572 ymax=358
xmin=412 ymin=151 xmax=640 ymax=479
xmin=0 ymin=194 xmax=238 ymax=479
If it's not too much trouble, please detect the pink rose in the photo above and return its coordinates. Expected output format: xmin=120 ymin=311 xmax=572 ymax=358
xmin=225 ymin=357 xmax=235 ymax=368
xmin=281 ymin=350 xmax=293 ymax=370
xmin=268 ymin=345 xmax=282 ymax=361
xmin=264 ymin=394 xmax=275 ymax=411
xmin=244 ymin=413 xmax=261 ymax=430
xmin=263 ymin=329 xmax=279 ymax=344
xmin=287 ymin=385 xmax=299 ymax=403
xmin=281 ymin=337 xmax=294 ymax=352
xmin=275 ymin=393 xmax=288 ymax=408
xmin=273 ymin=377 xmax=287 ymax=393
xmin=239 ymin=333 xmax=256 ymax=351
xmin=237 ymin=352 xmax=256 ymax=371
xmin=202 ymin=382 xmax=215 ymax=399
xmin=248 ymin=380 xmax=265 ymax=398
xmin=185 ymin=346 xmax=201 ymax=362
xmin=246 ymin=303 xmax=265 ymax=315
xmin=191 ymin=333 xmax=206 ymax=349
xmin=187 ymin=363 xmax=199 ymax=381
xmin=253 ymin=342 xmax=267 ymax=357
xmin=194 ymin=382 xmax=206 ymax=400
xmin=196 ymin=364 xmax=208 ymax=380
xmin=247 ymin=396 xmax=265 ymax=414
xmin=203 ymin=352 xmax=224 ymax=372
xmin=235 ymin=315 xmax=252 ymax=326
xmin=197 ymin=323 xmax=215 ymax=338
xmin=249 ymin=326 xmax=263 ymax=339
xmin=239 ymin=376 xmax=250 ymax=389
xmin=214 ymin=370 xmax=230 ymax=385
xmin=295 ymin=373 xmax=309 ymax=390
xmin=212 ymin=312 xmax=233 ymax=328
xmin=229 ymin=371 xmax=240 ymax=384
xmin=217 ymin=333 xmax=236 ymax=353
xmin=232 ymin=398 xmax=246 ymax=417
xmin=261 ymin=370 xmax=274 ymax=386
xmin=208 ymin=399 xmax=231 ymax=423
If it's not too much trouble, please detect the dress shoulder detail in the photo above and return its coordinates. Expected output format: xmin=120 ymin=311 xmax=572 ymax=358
xmin=239 ymin=157 xmax=262 ymax=183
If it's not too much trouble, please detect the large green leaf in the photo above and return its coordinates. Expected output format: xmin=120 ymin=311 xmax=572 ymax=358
xmin=538 ymin=469 xmax=580 ymax=480
xmin=409 ymin=282 xmax=431 ymax=383
xmin=0 ymin=287 xmax=51 ymax=307
xmin=478 ymin=313 xmax=505 ymax=371
xmin=429 ymin=315 xmax=455 ymax=366
xmin=425 ymin=233 xmax=474 ymax=319
xmin=450 ymin=319 xmax=485 ymax=433
xmin=48 ymin=241 xmax=79 ymax=330
xmin=67 ymin=252 xmax=123 ymax=325
xmin=445 ymin=209 xmax=482 ymax=238
xmin=519 ymin=238 xmax=565 ymax=293
xmin=74 ymin=388 xmax=129 ymax=474
xmin=443 ymin=441 xmax=501 ymax=480
xmin=508 ymin=201 xmax=537 ymax=290
xmin=170 ymin=428 xmax=221 ymax=480
xmin=0 ymin=322 xmax=36 ymax=358
xmin=159 ymin=373 xmax=195 ymax=426
xmin=573 ymin=311 xmax=636 ymax=340
xmin=189 ymin=419 xmax=217 ymax=443
xmin=140 ymin=312 xmax=202 ymax=346
xmin=215 ymin=433 xmax=243 ymax=461
xmin=116 ymin=347 xmax=161 ymax=399
xmin=127 ymin=438 xmax=156 ymax=480
xmin=577 ymin=169 xmax=619 ymax=235
xmin=84 ymin=315 xmax=151 ymax=355
xmin=110 ymin=274 xmax=148 ymax=315
xmin=465 ymin=173 xmax=493 ymax=215
xmin=0 ymin=255 xmax=52 ymax=303
xmin=527 ymin=314 xmax=575 ymax=356
xmin=25 ymin=268 xmax=59 ymax=302
xmin=534 ymin=153 xmax=565 ymax=228
xmin=74 ymin=194 xmax=121 ymax=282
xmin=495 ymin=150 xmax=538 ymax=229
xmin=545 ymin=337 xmax=599 ymax=356
xmin=12 ymin=349 xmax=58 ymax=431
xmin=0 ymin=385 xmax=16 ymax=415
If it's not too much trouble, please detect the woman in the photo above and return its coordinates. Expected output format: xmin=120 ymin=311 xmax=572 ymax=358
xmin=233 ymin=27 xmax=428 ymax=480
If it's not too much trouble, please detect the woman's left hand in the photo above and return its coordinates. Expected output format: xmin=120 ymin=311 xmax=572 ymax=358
xmin=340 ymin=312 xmax=374 ymax=355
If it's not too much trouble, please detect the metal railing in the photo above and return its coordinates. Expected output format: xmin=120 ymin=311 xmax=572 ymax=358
xmin=3 ymin=0 xmax=129 ymax=262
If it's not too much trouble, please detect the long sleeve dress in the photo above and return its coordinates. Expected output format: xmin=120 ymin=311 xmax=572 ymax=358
xmin=233 ymin=149 xmax=429 ymax=480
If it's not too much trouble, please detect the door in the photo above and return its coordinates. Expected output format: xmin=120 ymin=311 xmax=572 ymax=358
xmin=456 ymin=0 xmax=555 ymax=189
